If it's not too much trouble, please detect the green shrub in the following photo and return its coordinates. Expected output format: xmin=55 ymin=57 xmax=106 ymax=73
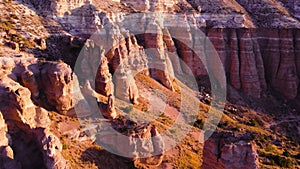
xmin=262 ymin=153 xmax=294 ymax=168
xmin=170 ymin=129 xmax=176 ymax=134
xmin=274 ymin=156 xmax=293 ymax=168
xmin=193 ymin=119 xmax=204 ymax=129
xmin=233 ymin=125 xmax=240 ymax=131
xmin=282 ymin=149 xmax=290 ymax=157
xmin=123 ymin=105 xmax=133 ymax=113
xmin=218 ymin=121 xmax=229 ymax=128
xmin=260 ymin=136 xmax=267 ymax=143
xmin=249 ymin=119 xmax=260 ymax=127
xmin=265 ymin=145 xmax=275 ymax=152
xmin=62 ymin=144 xmax=68 ymax=150
xmin=2 ymin=21 xmax=13 ymax=29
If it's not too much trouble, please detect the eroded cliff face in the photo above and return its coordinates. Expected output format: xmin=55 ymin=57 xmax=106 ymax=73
xmin=0 ymin=113 xmax=19 ymax=169
xmin=78 ymin=25 xmax=300 ymax=100
xmin=0 ymin=57 xmax=71 ymax=169
xmin=32 ymin=0 xmax=300 ymax=100
xmin=1 ymin=57 xmax=84 ymax=115
xmin=208 ymin=28 xmax=300 ymax=99
xmin=201 ymin=132 xmax=259 ymax=169
xmin=2 ymin=0 xmax=300 ymax=168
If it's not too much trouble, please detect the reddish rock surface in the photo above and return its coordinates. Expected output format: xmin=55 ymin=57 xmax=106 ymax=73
xmin=2 ymin=0 xmax=300 ymax=168
xmin=40 ymin=62 xmax=76 ymax=114
xmin=96 ymin=121 xmax=164 ymax=165
xmin=0 ymin=57 xmax=73 ymax=169
xmin=202 ymin=132 xmax=259 ymax=169
xmin=0 ymin=75 xmax=69 ymax=169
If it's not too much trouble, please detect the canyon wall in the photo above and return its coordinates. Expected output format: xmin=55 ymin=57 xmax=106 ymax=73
xmin=203 ymin=28 xmax=300 ymax=99
xmin=36 ymin=0 xmax=300 ymax=100
xmin=78 ymin=25 xmax=300 ymax=100
xmin=4 ymin=0 xmax=300 ymax=169
xmin=18 ymin=0 xmax=300 ymax=101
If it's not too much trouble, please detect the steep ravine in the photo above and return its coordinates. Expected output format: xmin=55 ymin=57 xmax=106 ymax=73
xmin=13 ymin=0 xmax=300 ymax=100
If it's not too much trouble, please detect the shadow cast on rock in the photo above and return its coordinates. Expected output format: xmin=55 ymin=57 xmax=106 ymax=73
xmin=81 ymin=147 xmax=135 ymax=169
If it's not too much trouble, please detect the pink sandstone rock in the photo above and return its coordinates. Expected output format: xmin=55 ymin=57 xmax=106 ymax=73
xmin=202 ymin=132 xmax=259 ymax=169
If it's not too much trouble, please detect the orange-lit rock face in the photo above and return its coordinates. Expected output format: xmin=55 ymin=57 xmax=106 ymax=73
xmin=1 ymin=0 xmax=300 ymax=168
xmin=18 ymin=0 xmax=300 ymax=100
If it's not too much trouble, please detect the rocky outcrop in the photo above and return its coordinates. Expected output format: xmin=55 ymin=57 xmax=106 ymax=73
xmin=201 ymin=132 xmax=259 ymax=169
xmin=0 ymin=57 xmax=86 ymax=116
xmin=121 ymin=0 xmax=176 ymax=12
xmin=0 ymin=76 xmax=49 ymax=129
xmin=0 ymin=73 xmax=69 ymax=169
xmin=78 ymin=25 xmax=300 ymax=100
xmin=236 ymin=0 xmax=300 ymax=28
xmin=79 ymin=30 xmax=148 ymax=104
xmin=96 ymin=120 xmax=164 ymax=165
xmin=19 ymin=0 xmax=86 ymax=17
xmin=0 ymin=113 xmax=20 ymax=169
xmin=34 ymin=128 xmax=69 ymax=169
xmin=95 ymin=53 xmax=114 ymax=97
xmin=14 ymin=0 xmax=300 ymax=100
xmin=142 ymin=23 xmax=175 ymax=91
xmin=40 ymin=62 xmax=76 ymax=114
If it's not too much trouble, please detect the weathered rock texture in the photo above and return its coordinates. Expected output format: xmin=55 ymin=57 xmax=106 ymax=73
xmin=139 ymin=24 xmax=176 ymax=91
xmin=280 ymin=0 xmax=300 ymax=19
xmin=258 ymin=29 xmax=300 ymax=99
xmin=96 ymin=120 xmax=164 ymax=165
xmin=2 ymin=57 xmax=83 ymax=115
xmin=0 ymin=113 xmax=21 ymax=169
xmin=40 ymin=62 xmax=76 ymax=114
xmin=121 ymin=0 xmax=177 ymax=12
xmin=0 ymin=67 xmax=69 ymax=169
xmin=80 ymin=32 xmax=148 ymax=104
xmin=16 ymin=0 xmax=300 ymax=100
xmin=201 ymin=132 xmax=259 ymax=169
xmin=3 ymin=0 xmax=300 ymax=168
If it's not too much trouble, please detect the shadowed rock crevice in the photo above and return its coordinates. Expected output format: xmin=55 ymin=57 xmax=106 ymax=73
xmin=10 ymin=130 xmax=47 ymax=169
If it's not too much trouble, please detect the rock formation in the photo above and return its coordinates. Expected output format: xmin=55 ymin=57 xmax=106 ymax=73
xmin=96 ymin=120 xmax=164 ymax=165
xmin=95 ymin=54 xmax=114 ymax=97
xmin=79 ymin=31 xmax=148 ymax=104
xmin=0 ymin=113 xmax=20 ymax=169
xmin=201 ymin=132 xmax=259 ymax=169
xmin=2 ymin=0 xmax=300 ymax=168
xmin=142 ymin=23 xmax=176 ymax=91
xmin=0 ymin=72 xmax=69 ymax=169
xmin=17 ymin=0 xmax=300 ymax=100
xmin=40 ymin=62 xmax=76 ymax=115
xmin=0 ymin=55 xmax=101 ymax=168
xmin=121 ymin=0 xmax=177 ymax=12
xmin=206 ymin=28 xmax=267 ymax=97
xmin=258 ymin=29 xmax=300 ymax=99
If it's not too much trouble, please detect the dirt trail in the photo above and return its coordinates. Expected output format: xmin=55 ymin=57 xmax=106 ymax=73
xmin=265 ymin=115 xmax=300 ymax=129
